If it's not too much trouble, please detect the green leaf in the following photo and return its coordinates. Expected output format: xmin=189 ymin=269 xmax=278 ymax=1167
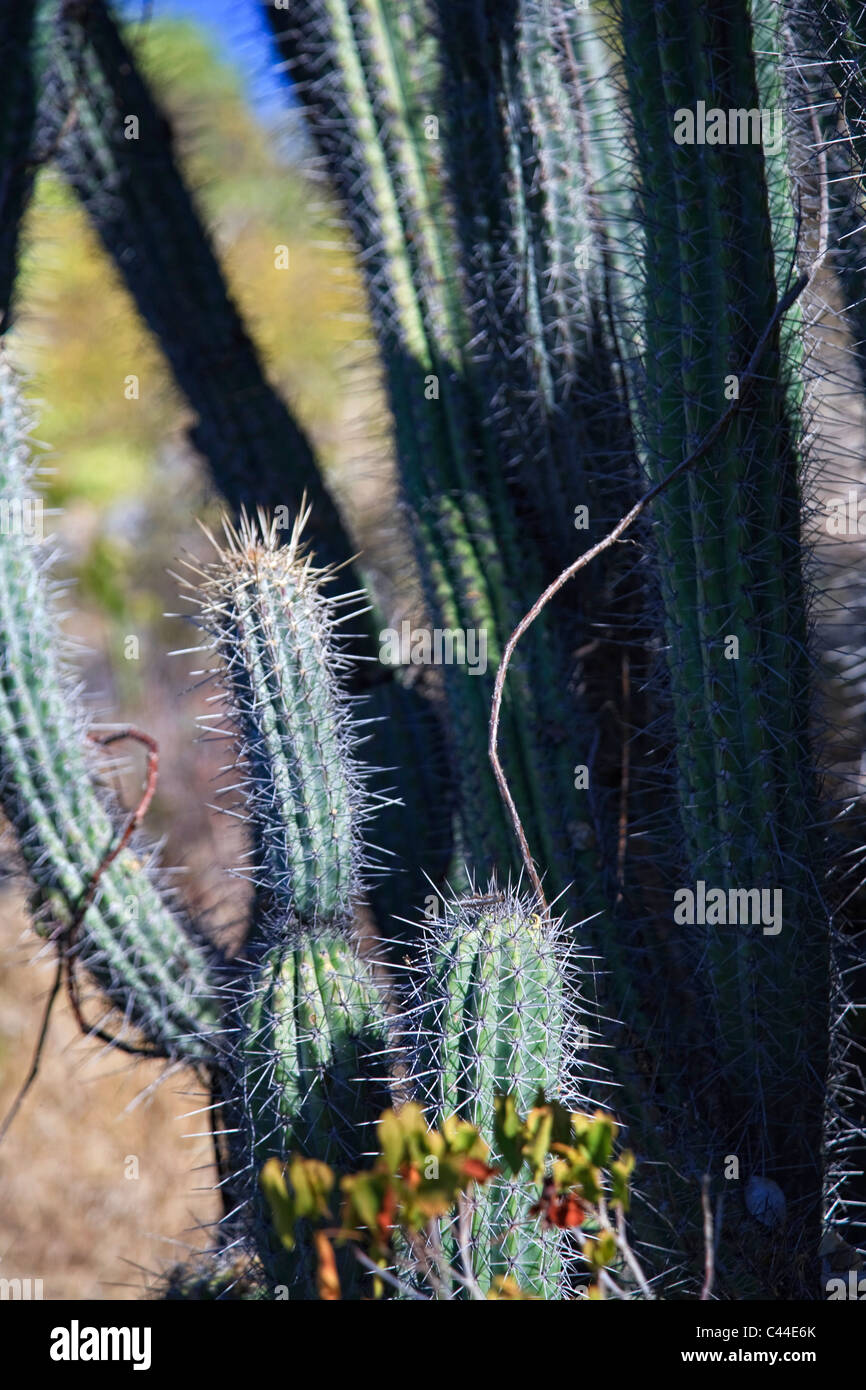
xmin=378 ymin=1109 xmax=405 ymax=1175
xmin=493 ymin=1093 xmax=525 ymax=1176
xmin=287 ymin=1155 xmax=334 ymax=1221
xmin=259 ymin=1158 xmax=297 ymax=1252
xmin=584 ymin=1116 xmax=615 ymax=1168
xmin=609 ymin=1152 xmax=635 ymax=1210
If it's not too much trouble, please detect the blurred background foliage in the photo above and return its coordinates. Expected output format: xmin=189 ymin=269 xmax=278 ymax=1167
xmin=9 ymin=16 xmax=378 ymax=656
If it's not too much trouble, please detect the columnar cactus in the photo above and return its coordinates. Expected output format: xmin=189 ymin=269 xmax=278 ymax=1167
xmin=184 ymin=512 xmax=394 ymax=1292
xmin=181 ymin=509 xmax=382 ymax=932
xmin=0 ymin=355 xmax=220 ymax=1061
xmin=1 ymin=0 xmax=864 ymax=1302
xmin=414 ymin=888 xmax=586 ymax=1297
xmin=236 ymin=931 xmax=393 ymax=1295
xmin=615 ymin=0 xmax=828 ymax=1291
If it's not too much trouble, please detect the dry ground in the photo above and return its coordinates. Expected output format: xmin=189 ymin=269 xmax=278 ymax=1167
xmin=0 ymin=889 xmax=221 ymax=1301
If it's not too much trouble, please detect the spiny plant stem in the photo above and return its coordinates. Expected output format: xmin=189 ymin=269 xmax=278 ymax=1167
xmin=489 ymin=269 xmax=810 ymax=904
xmin=0 ymin=355 xmax=221 ymax=1061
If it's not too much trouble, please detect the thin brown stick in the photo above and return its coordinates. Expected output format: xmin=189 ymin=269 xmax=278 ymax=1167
xmin=613 ymin=1202 xmax=654 ymax=1300
xmin=62 ymin=727 xmax=162 ymax=1052
xmin=0 ymin=728 xmax=162 ymax=1142
xmin=0 ymin=954 xmax=64 ymax=1145
xmin=615 ymin=650 xmax=631 ymax=906
xmin=700 ymin=1175 xmax=716 ymax=1301
xmin=488 ymin=271 xmax=810 ymax=904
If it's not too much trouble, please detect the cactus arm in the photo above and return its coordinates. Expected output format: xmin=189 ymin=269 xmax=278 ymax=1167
xmin=0 ymin=357 xmax=220 ymax=1061
xmin=186 ymin=512 xmax=398 ymax=1291
xmin=235 ymin=931 xmax=394 ymax=1295
xmin=182 ymin=509 xmax=382 ymax=935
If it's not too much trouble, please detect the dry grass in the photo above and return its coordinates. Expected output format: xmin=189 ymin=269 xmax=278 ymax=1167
xmin=0 ymin=889 xmax=220 ymax=1301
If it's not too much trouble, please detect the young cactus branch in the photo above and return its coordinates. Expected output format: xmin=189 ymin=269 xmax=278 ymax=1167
xmin=234 ymin=929 xmax=394 ymax=1295
xmin=181 ymin=507 xmax=385 ymax=936
xmin=413 ymin=886 xmax=595 ymax=1297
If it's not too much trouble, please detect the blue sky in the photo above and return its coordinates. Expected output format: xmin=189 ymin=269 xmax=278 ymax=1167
xmin=118 ymin=0 xmax=288 ymax=119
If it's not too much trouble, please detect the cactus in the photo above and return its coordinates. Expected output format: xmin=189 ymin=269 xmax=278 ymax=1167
xmin=179 ymin=506 xmax=394 ymax=1292
xmin=612 ymin=0 xmax=830 ymax=1291
xmin=1 ymin=0 xmax=864 ymax=1303
xmin=413 ymin=887 xmax=588 ymax=1297
xmin=180 ymin=508 xmax=382 ymax=933
xmin=180 ymin=510 xmax=455 ymax=973
xmin=0 ymin=354 xmax=220 ymax=1061
xmin=231 ymin=930 xmax=393 ymax=1297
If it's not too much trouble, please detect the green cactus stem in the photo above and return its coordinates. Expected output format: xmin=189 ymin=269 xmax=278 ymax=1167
xmin=180 ymin=507 xmax=385 ymax=936
xmin=0 ymin=355 xmax=220 ymax=1060
xmin=232 ymin=928 xmax=395 ymax=1296
xmin=616 ymin=0 xmax=829 ymax=1294
xmin=414 ymin=887 xmax=591 ymax=1297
